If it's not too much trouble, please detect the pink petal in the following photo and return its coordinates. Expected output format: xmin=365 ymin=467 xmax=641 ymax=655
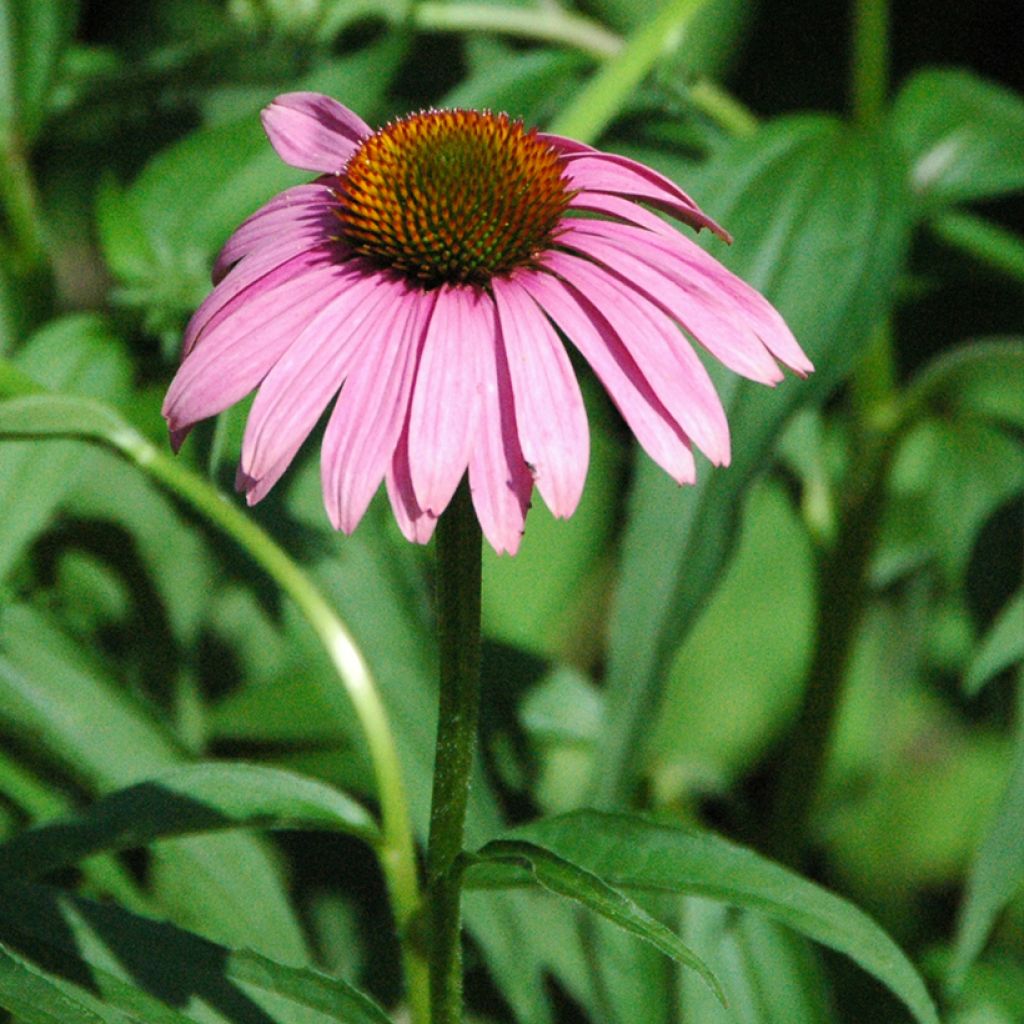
xmin=566 ymin=191 xmax=688 ymax=239
xmin=517 ymin=269 xmax=696 ymax=485
xmin=239 ymin=268 xmax=398 ymax=486
xmin=561 ymin=152 xmax=731 ymax=241
xmin=558 ymin=223 xmax=784 ymax=385
xmin=537 ymin=133 xmax=595 ymax=156
xmin=185 ymin=243 xmax=337 ymax=358
xmin=407 ymin=286 xmax=486 ymax=516
xmin=566 ymin=219 xmax=812 ymax=375
xmin=492 ymin=276 xmax=589 ymax=518
xmin=213 ymin=179 xmax=340 ymax=283
xmin=164 ymin=262 xmax=347 ymax=433
xmin=322 ymin=284 xmax=436 ymax=533
xmin=545 ymin=251 xmax=731 ymax=466
xmin=468 ymin=317 xmax=533 ymax=555
xmin=261 ymin=92 xmax=372 ymax=174
xmin=386 ymin=421 xmax=439 ymax=546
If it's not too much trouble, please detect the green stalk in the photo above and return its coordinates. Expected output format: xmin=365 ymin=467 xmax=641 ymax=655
xmin=549 ymin=0 xmax=714 ymax=144
xmin=413 ymin=2 xmax=621 ymax=60
xmin=426 ymin=480 xmax=483 ymax=1024
xmin=0 ymin=369 xmax=429 ymax=1024
xmin=850 ymin=0 xmax=889 ymax=127
xmin=0 ymin=140 xmax=47 ymax=273
xmin=930 ymin=211 xmax=1024 ymax=285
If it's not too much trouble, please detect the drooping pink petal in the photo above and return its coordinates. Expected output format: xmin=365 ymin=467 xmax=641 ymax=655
xmin=261 ymin=92 xmax=371 ymax=173
xmin=322 ymin=286 xmax=436 ymax=533
xmin=564 ymin=218 xmax=812 ymax=375
xmin=213 ymin=179 xmax=340 ymax=283
xmin=517 ymin=268 xmax=696 ymax=485
xmin=537 ymin=133 xmax=595 ymax=156
xmin=407 ymin=286 xmax=486 ymax=516
xmin=492 ymin=276 xmax=589 ymax=518
xmin=545 ymin=251 xmax=731 ymax=466
xmin=386 ymin=421 xmax=438 ymax=546
xmin=561 ymin=153 xmax=731 ymax=241
xmin=164 ymin=261 xmax=348 ymax=433
xmin=468 ymin=314 xmax=534 ymax=555
xmin=558 ymin=223 xmax=783 ymax=385
xmin=566 ymin=191 xmax=688 ymax=239
xmin=185 ymin=243 xmax=338 ymax=357
xmin=239 ymin=268 xmax=399 ymax=487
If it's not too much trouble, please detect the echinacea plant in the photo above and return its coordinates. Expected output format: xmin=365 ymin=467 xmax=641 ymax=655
xmin=160 ymin=90 xmax=813 ymax=1024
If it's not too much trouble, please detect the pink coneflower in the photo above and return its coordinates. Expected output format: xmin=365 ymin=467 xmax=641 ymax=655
xmin=163 ymin=92 xmax=812 ymax=554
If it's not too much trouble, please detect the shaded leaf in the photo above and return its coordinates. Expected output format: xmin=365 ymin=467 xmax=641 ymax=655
xmin=951 ymin=721 xmax=1024 ymax=987
xmin=0 ymin=604 xmax=309 ymax=964
xmin=965 ymin=591 xmax=1024 ymax=696
xmin=0 ymin=0 xmax=77 ymax=143
xmin=0 ymin=877 xmax=393 ymax=1024
xmin=0 ymin=762 xmax=378 ymax=878
xmin=467 ymin=811 xmax=940 ymax=1024
xmin=592 ymin=115 xmax=909 ymax=807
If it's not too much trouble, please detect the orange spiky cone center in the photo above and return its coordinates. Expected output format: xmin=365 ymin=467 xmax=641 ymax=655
xmin=335 ymin=110 xmax=573 ymax=286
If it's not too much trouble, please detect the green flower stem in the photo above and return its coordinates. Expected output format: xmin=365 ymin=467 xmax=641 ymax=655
xmin=413 ymin=2 xmax=621 ymax=60
xmin=769 ymin=424 xmax=897 ymax=866
xmin=851 ymin=0 xmax=889 ymax=127
xmin=549 ymin=0 xmax=714 ymax=144
xmin=687 ymin=79 xmax=759 ymax=137
xmin=930 ymin=210 xmax=1024 ymax=285
xmin=0 ymin=139 xmax=47 ymax=273
xmin=0 ymin=367 xmax=429 ymax=1024
xmin=426 ymin=479 xmax=483 ymax=1024
xmin=123 ymin=434 xmax=431 ymax=1024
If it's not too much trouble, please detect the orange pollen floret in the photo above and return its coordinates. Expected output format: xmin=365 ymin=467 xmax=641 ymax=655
xmin=334 ymin=109 xmax=574 ymax=286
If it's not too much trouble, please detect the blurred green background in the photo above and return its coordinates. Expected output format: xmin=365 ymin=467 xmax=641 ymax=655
xmin=0 ymin=1 xmax=1022 ymax=1023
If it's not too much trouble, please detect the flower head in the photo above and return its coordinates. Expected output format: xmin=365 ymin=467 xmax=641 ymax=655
xmin=163 ymin=92 xmax=812 ymax=554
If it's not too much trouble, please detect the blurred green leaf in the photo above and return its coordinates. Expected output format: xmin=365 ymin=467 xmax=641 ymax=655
xmin=677 ymin=899 xmax=833 ymax=1024
xmin=0 ymin=0 xmax=77 ymax=144
xmin=592 ymin=115 xmax=910 ymax=808
xmin=648 ymin=477 xmax=815 ymax=794
xmin=0 ymin=604 xmax=310 ymax=964
xmin=0 ymin=763 xmax=378 ymax=878
xmin=965 ymin=592 xmax=1024 ymax=696
xmin=0 ymin=316 xmax=131 ymax=582
xmin=908 ymin=337 xmax=1024 ymax=432
xmin=890 ymin=68 xmax=1024 ymax=206
xmin=0 ymin=877 xmax=394 ymax=1024
xmin=474 ymin=838 xmax=726 ymax=1004
xmin=468 ymin=811 xmax=940 ymax=1024
xmin=952 ymin=722 xmax=1024 ymax=988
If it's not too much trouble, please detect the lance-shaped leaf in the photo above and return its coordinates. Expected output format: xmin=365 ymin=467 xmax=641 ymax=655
xmin=0 ymin=877 xmax=394 ymax=1024
xmin=465 ymin=811 xmax=940 ymax=1024
xmin=590 ymin=115 xmax=910 ymax=808
xmin=0 ymin=762 xmax=378 ymax=879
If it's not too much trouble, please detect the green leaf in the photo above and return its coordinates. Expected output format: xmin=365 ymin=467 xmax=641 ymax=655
xmin=0 ymin=316 xmax=132 ymax=581
xmin=648 ymin=477 xmax=816 ymax=793
xmin=890 ymin=68 xmax=1024 ymax=205
xmin=0 ymin=762 xmax=378 ymax=878
xmin=907 ymin=337 xmax=1024 ymax=432
xmin=474 ymin=839 xmax=726 ymax=1004
xmin=0 ymin=877 xmax=394 ymax=1024
xmin=591 ymin=115 xmax=909 ymax=808
xmin=0 ymin=0 xmax=78 ymax=143
xmin=952 ymin=721 xmax=1024 ymax=987
xmin=0 ymin=604 xmax=310 ymax=964
xmin=467 ymin=811 xmax=940 ymax=1024
xmin=965 ymin=591 xmax=1024 ymax=696
xmin=0 ymin=943 xmax=111 ymax=1024
xmin=677 ymin=900 xmax=833 ymax=1024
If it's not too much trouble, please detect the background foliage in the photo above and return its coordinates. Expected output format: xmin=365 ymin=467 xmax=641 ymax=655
xmin=0 ymin=1 xmax=1022 ymax=1022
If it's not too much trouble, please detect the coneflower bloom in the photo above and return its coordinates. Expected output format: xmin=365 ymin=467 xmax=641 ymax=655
xmin=163 ymin=92 xmax=812 ymax=554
